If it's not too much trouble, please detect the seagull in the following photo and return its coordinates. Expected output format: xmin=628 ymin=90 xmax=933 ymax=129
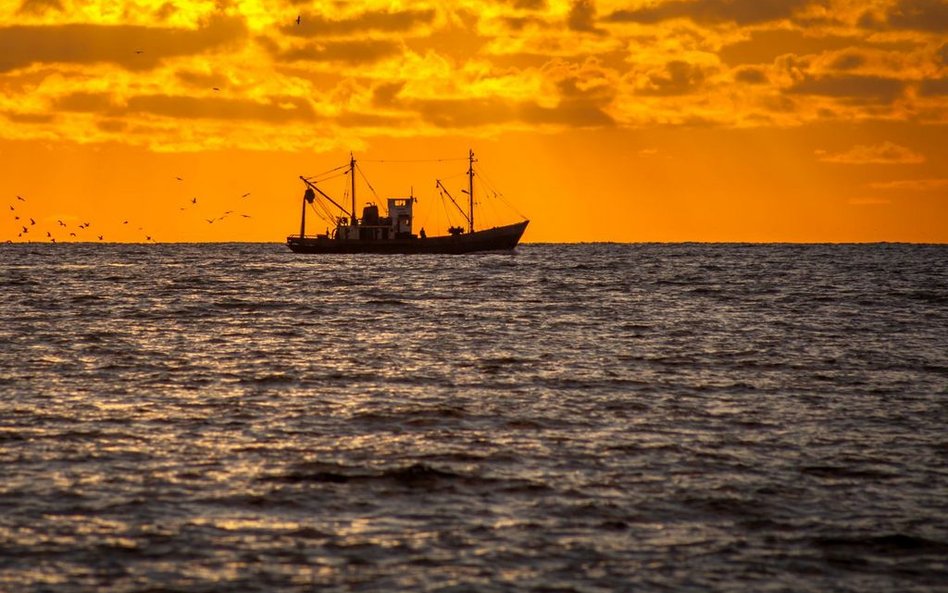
xmin=241 ymin=192 xmax=251 ymax=198
xmin=14 ymin=215 xmax=19 ymax=220
xmin=191 ymin=197 xmax=197 ymax=204
xmin=30 ymin=218 xmax=35 ymax=225
xmin=212 ymin=87 xmax=220 ymax=91
xmin=145 ymin=235 xmax=152 ymax=241
xmin=16 ymin=195 xmax=25 ymax=201
xmin=46 ymin=231 xmax=51 ymax=237
xmin=296 ymin=14 xmax=301 ymax=25
xmin=98 ymin=235 xmax=104 ymax=240
xmin=205 ymin=218 xmax=215 ymax=224
xmin=21 ymin=226 xmax=27 ymax=233
xmin=241 ymin=214 xmax=251 ymax=218
xmin=176 ymin=177 xmax=183 ymax=181
xmin=8 ymin=206 xmax=13 ymax=211
xmin=123 ymin=220 xmax=128 ymax=224
xmin=69 ymin=232 xmax=76 ymax=237
xmin=58 ymin=220 xmax=65 ymax=227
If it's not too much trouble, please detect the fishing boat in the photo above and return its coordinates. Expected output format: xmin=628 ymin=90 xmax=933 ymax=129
xmin=286 ymin=150 xmax=528 ymax=254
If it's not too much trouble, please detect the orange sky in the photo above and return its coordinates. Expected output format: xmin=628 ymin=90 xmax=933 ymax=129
xmin=1 ymin=0 xmax=946 ymax=243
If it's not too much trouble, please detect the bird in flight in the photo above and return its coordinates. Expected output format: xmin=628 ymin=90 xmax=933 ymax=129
xmin=58 ymin=220 xmax=66 ymax=227
xmin=191 ymin=197 xmax=197 ymax=204
xmin=176 ymin=176 xmax=183 ymax=181
xmin=212 ymin=87 xmax=220 ymax=91
xmin=205 ymin=218 xmax=215 ymax=224
xmin=69 ymin=232 xmax=76 ymax=237
xmin=30 ymin=218 xmax=35 ymax=225
xmin=8 ymin=205 xmax=13 ymax=211
xmin=135 ymin=50 xmax=144 ymax=54
xmin=16 ymin=195 xmax=25 ymax=201
xmin=241 ymin=214 xmax=251 ymax=218
xmin=296 ymin=14 xmax=301 ymax=25
xmin=46 ymin=231 xmax=51 ymax=237
xmin=241 ymin=192 xmax=251 ymax=198
xmin=98 ymin=235 xmax=104 ymax=241
xmin=123 ymin=220 xmax=128 ymax=224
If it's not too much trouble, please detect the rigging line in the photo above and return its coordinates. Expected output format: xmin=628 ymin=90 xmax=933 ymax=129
xmin=302 ymin=163 xmax=350 ymax=180
xmin=311 ymin=170 xmax=348 ymax=183
xmin=360 ymin=157 xmax=468 ymax=163
xmin=308 ymin=201 xmax=332 ymax=226
xmin=473 ymin=164 xmax=529 ymax=220
xmin=355 ymin=164 xmax=380 ymax=202
xmin=438 ymin=187 xmax=454 ymax=228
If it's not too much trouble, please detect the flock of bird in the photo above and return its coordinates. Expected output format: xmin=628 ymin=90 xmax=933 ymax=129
xmin=5 ymin=178 xmax=255 ymax=243
xmin=3 ymin=14 xmax=310 ymax=244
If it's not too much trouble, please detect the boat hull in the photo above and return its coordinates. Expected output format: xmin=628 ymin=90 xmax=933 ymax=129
xmin=287 ymin=221 xmax=528 ymax=254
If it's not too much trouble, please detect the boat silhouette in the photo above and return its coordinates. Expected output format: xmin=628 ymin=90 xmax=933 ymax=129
xmin=287 ymin=150 xmax=528 ymax=254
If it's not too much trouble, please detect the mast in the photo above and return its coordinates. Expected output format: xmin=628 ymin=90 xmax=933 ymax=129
xmin=468 ymin=149 xmax=475 ymax=233
xmin=350 ymin=152 xmax=357 ymax=224
xmin=299 ymin=192 xmax=307 ymax=238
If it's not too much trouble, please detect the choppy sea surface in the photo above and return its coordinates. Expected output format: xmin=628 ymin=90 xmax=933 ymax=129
xmin=0 ymin=242 xmax=946 ymax=592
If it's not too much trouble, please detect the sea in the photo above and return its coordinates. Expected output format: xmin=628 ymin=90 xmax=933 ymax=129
xmin=0 ymin=242 xmax=945 ymax=593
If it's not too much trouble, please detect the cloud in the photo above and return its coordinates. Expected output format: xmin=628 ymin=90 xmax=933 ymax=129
xmin=279 ymin=39 xmax=402 ymax=64
xmin=505 ymin=0 xmax=546 ymax=8
xmin=52 ymin=92 xmax=114 ymax=113
xmin=283 ymin=9 xmax=435 ymax=38
xmin=0 ymin=14 xmax=247 ymax=73
xmin=606 ymin=0 xmax=823 ymax=26
xmin=918 ymin=77 xmax=948 ymax=96
xmin=787 ymin=75 xmax=906 ymax=103
xmin=568 ymin=0 xmax=602 ymax=33
xmin=17 ymin=0 xmax=61 ymax=14
xmin=817 ymin=142 xmax=925 ymax=164
xmin=125 ymin=95 xmax=316 ymax=123
xmin=636 ymin=61 xmax=710 ymax=96
xmin=859 ymin=0 xmax=948 ymax=33
xmin=734 ymin=66 xmax=767 ymax=84
xmin=867 ymin=178 xmax=948 ymax=190
xmin=398 ymin=95 xmax=613 ymax=129
xmin=4 ymin=111 xmax=54 ymax=123
xmin=829 ymin=53 xmax=865 ymax=71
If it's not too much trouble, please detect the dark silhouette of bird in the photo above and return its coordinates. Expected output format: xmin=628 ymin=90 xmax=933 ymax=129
xmin=57 ymin=220 xmax=65 ymax=227
xmin=69 ymin=232 xmax=76 ymax=237
xmin=30 ymin=218 xmax=35 ymax=225
xmin=16 ymin=195 xmax=25 ymax=201
xmin=50 ymin=238 xmax=55 ymax=243
xmin=205 ymin=218 xmax=215 ymax=224
xmin=14 ymin=216 xmax=19 ymax=220
xmin=46 ymin=231 xmax=51 ymax=237
xmin=123 ymin=220 xmax=128 ymax=224
xmin=146 ymin=235 xmax=152 ymax=241
xmin=176 ymin=177 xmax=183 ymax=181
xmin=21 ymin=226 xmax=27 ymax=233
xmin=241 ymin=192 xmax=251 ymax=198
xmin=191 ymin=197 xmax=197 ymax=204
xmin=98 ymin=235 xmax=104 ymax=240
xmin=212 ymin=87 xmax=220 ymax=91
xmin=8 ymin=206 xmax=13 ymax=211
xmin=241 ymin=214 xmax=251 ymax=218
xmin=296 ymin=14 xmax=301 ymax=25
xmin=135 ymin=50 xmax=144 ymax=54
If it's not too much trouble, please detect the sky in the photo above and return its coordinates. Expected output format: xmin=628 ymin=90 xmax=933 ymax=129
xmin=0 ymin=0 xmax=946 ymax=243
